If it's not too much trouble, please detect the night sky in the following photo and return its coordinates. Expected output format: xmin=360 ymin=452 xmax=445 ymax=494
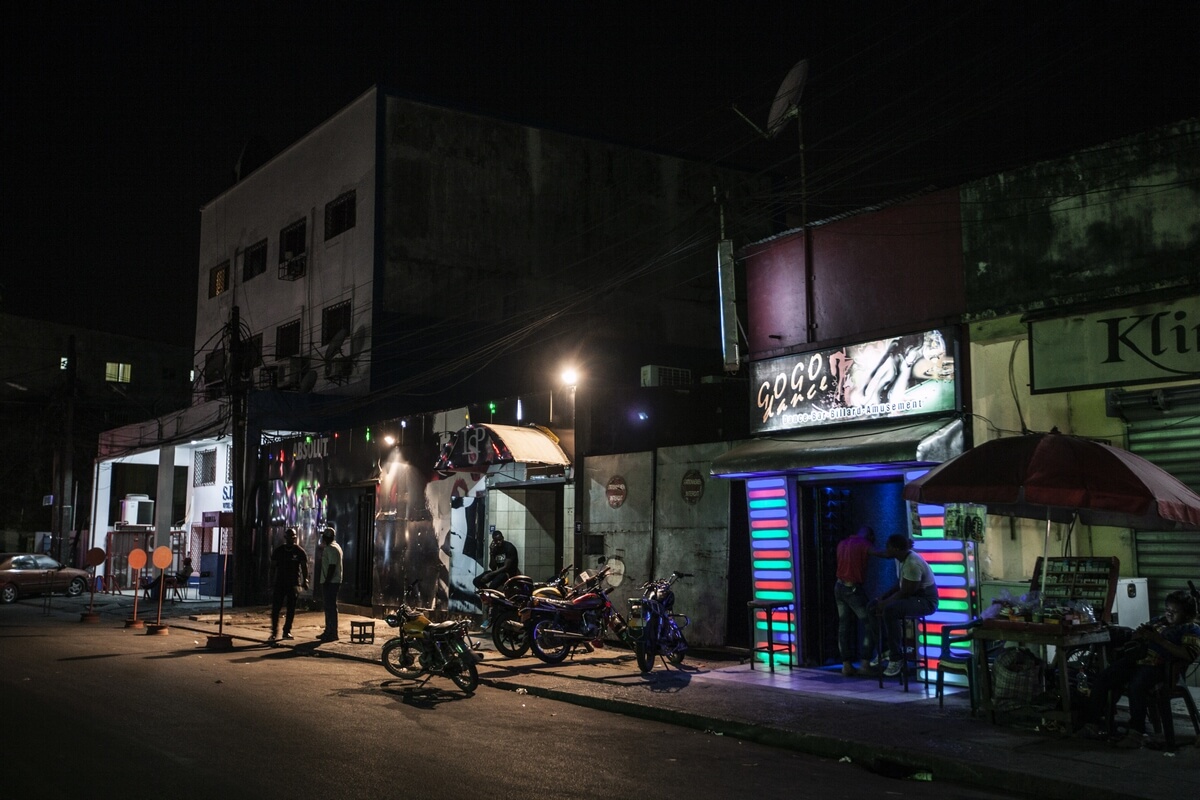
xmin=5 ymin=1 xmax=1197 ymax=349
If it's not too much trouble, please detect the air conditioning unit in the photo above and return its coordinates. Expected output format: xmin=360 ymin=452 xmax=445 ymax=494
xmin=275 ymin=357 xmax=306 ymax=390
xmin=119 ymin=494 xmax=154 ymax=525
xmin=278 ymin=253 xmax=307 ymax=281
xmin=640 ymin=364 xmax=692 ymax=388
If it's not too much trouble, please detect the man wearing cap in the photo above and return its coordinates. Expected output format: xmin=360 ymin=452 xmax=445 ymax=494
xmin=268 ymin=527 xmax=309 ymax=644
xmin=473 ymin=530 xmax=519 ymax=591
xmin=317 ymin=526 xmax=343 ymax=642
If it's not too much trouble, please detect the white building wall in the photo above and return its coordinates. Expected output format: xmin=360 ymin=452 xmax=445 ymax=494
xmin=195 ymin=87 xmax=378 ymax=394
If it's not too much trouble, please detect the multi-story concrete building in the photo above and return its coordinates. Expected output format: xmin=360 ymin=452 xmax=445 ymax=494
xmin=89 ymin=86 xmax=769 ymax=613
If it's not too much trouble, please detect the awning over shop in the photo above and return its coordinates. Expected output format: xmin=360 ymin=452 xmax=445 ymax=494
xmin=710 ymin=417 xmax=963 ymax=479
xmin=435 ymin=423 xmax=571 ymax=483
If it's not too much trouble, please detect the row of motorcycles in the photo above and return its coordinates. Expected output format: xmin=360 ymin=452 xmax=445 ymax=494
xmin=378 ymin=567 xmax=692 ymax=696
xmin=483 ymin=563 xmax=692 ymax=671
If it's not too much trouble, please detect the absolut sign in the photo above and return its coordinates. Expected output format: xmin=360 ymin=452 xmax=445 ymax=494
xmin=1029 ymin=296 xmax=1200 ymax=393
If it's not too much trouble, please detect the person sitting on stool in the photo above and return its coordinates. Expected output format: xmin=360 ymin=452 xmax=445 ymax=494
xmin=473 ymin=530 xmax=519 ymax=592
xmin=145 ymin=557 xmax=194 ymax=601
xmin=870 ymin=534 xmax=938 ymax=677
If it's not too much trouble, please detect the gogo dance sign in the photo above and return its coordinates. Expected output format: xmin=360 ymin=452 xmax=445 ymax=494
xmin=750 ymin=328 xmax=960 ymax=434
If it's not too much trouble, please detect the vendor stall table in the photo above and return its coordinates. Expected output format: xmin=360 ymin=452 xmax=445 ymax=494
xmin=974 ymin=621 xmax=1110 ymax=729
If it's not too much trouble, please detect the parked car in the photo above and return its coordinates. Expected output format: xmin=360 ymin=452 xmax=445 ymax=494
xmin=0 ymin=553 xmax=90 ymax=603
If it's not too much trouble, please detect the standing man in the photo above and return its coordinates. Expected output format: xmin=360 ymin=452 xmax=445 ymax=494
xmin=835 ymin=525 xmax=878 ymax=676
xmin=268 ymin=527 xmax=309 ymax=644
xmin=871 ymin=534 xmax=938 ymax=677
xmin=317 ymin=525 xmax=343 ymax=642
xmin=473 ymin=530 xmax=519 ymax=591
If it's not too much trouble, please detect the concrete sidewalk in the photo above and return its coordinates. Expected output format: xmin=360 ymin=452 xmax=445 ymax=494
xmin=60 ymin=593 xmax=1200 ymax=800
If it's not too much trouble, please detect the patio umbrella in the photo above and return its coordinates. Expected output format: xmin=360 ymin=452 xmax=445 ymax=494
xmin=902 ymin=428 xmax=1200 ymax=612
xmin=902 ymin=428 xmax=1200 ymax=531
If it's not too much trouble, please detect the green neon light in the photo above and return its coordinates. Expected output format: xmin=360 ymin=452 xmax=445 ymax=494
xmin=753 ymin=560 xmax=792 ymax=570
xmin=753 ymin=590 xmax=795 ymax=601
xmin=751 ymin=529 xmax=789 ymax=539
xmin=749 ymin=498 xmax=788 ymax=509
xmin=931 ymin=564 xmax=965 ymax=575
xmin=754 ymin=620 xmax=795 ymax=632
xmin=939 ymin=599 xmax=970 ymax=612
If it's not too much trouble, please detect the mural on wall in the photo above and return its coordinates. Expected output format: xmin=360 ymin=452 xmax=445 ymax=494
xmin=426 ymin=473 xmax=488 ymax=613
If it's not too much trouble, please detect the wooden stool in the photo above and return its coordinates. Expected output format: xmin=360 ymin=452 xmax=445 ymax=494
xmin=747 ymin=600 xmax=794 ymax=672
xmin=350 ymin=620 xmax=375 ymax=644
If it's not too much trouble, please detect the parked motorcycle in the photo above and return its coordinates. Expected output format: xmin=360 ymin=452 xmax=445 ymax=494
xmin=522 ymin=565 xmax=631 ymax=664
xmin=479 ymin=565 xmax=574 ymax=658
xmin=381 ymin=582 xmax=479 ymax=693
xmin=632 ymin=571 xmax=692 ymax=672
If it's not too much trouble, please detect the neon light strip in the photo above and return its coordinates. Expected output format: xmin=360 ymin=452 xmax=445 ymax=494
xmin=747 ymin=478 xmax=797 ymax=667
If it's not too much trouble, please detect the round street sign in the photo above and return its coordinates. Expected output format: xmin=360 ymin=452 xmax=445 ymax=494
xmin=606 ymin=475 xmax=627 ymax=509
xmin=85 ymin=547 xmax=106 ymax=567
xmin=681 ymin=469 xmax=705 ymax=505
xmin=127 ymin=548 xmax=147 ymax=570
xmin=152 ymin=545 xmax=173 ymax=570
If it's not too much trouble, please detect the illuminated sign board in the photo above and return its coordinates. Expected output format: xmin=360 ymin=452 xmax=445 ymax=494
xmin=750 ymin=328 xmax=960 ymax=434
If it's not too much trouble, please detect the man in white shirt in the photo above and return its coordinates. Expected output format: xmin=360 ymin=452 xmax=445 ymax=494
xmin=871 ymin=534 xmax=938 ymax=677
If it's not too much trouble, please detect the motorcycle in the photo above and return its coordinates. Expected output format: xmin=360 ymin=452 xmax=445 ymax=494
xmin=521 ymin=565 xmax=632 ymax=664
xmin=381 ymin=582 xmax=479 ymax=694
xmin=632 ymin=571 xmax=692 ymax=672
xmin=479 ymin=565 xmax=574 ymax=658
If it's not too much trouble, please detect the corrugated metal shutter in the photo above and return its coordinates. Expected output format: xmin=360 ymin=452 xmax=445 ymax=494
xmin=1127 ymin=413 xmax=1200 ymax=615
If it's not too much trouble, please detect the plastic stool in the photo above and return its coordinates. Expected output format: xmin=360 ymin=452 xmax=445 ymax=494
xmin=747 ymin=600 xmax=794 ymax=672
xmin=350 ymin=620 xmax=375 ymax=644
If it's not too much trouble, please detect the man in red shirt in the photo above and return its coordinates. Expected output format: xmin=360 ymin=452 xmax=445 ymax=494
xmin=835 ymin=526 xmax=879 ymax=676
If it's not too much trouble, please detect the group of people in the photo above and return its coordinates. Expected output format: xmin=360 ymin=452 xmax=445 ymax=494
xmin=835 ymin=526 xmax=939 ymax=678
xmin=267 ymin=525 xmax=343 ymax=644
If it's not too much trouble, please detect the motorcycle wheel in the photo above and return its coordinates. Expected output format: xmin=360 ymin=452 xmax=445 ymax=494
xmin=447 ymin=641 xmax=480 ymax=693
xmin=531 ymin=619 xmax=571 ymax=664
xmin=635 ymin=619 xmax=658 ymax=672
xmin=381 ymin=638 xmax=424 ymax=680
xmin=666 ymin=624 xmax=687 ymax=666
xmin=492 ymin=611 xmax=530 ymax=658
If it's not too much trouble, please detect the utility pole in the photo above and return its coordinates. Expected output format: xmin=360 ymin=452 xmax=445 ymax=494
xmin=54 ymin=335 xmax=76 ymax=563
xmin=229 ymin=306 xmax=250 ymax=604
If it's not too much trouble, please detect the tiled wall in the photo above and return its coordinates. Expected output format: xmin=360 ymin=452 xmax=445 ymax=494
xmin=488 ymin=487 xmax=567 ymax=583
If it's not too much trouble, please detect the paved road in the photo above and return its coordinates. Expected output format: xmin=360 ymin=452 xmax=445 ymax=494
xmin=3 ymin=598 xmax=1019 ymax=800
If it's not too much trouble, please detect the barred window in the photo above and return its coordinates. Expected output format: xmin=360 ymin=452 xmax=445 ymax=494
xmin=209 ymin=261 xmax=230 ymax=298
xmin=194 ymin=449 xmax=217 ymax=487
xmin=279 ymin=219 xmax=307 ymax=262
xmin=324 ymin=191 xmax=356 ymax=240
xmin=105 ymin=362 xmax=132 ymax=383
xmin=322 ymin=300 xmax=352 ymax=346
xmin=276 ymin=320 xmax=301 ymax=359
xmin=242 ymin=239 xmax=268 ymax=282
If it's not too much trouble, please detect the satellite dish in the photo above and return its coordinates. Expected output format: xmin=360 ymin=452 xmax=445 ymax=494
xmin=323 ymin=328 xmax=348 ymax=362
xmin=299 ymin=369 xmax=318 ymax=393
xmin=766 ymin=59 xmax=808 ymax=138
xmin=348 ymin=325 xmax=367 ymax=358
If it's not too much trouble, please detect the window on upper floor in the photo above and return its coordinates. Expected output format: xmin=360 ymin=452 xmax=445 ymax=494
xmin=279 ymin=219 xmax=307 ymax=280
xmin=244 ymin=333 xmax=263 ymax=369
xmin=209 ymin=261 xmax=230 ymax=298
xmin=242 ymin=239 xmax=268 ymax=282
xmin=105 ymin=362 xmax=132 ymax=383
xmin=322 ymin=300 xmax=352 ymax=346
xmin=325 ymin=191 xmax=356 ymax=240
xmin=194 ymin=449 xmax=217 ymax=487
xmin=276 ymin=320 xmax=301 ymax=359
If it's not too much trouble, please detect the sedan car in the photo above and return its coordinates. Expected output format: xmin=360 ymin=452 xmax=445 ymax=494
xmin=0 ymin=552 xmax=91 ymax=603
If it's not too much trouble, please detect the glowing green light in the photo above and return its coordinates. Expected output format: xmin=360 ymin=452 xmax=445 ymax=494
xmin=753 ymin=560 xmax=792 ymax=570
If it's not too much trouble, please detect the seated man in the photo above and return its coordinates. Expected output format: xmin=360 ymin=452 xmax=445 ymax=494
xmin=1089 ymin=589 xmax=1200 ymax=748
xmin=870 ymin=534 xmax=938 ymax=677
xmin=145 ymin=557 xmax=194 ymax=601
